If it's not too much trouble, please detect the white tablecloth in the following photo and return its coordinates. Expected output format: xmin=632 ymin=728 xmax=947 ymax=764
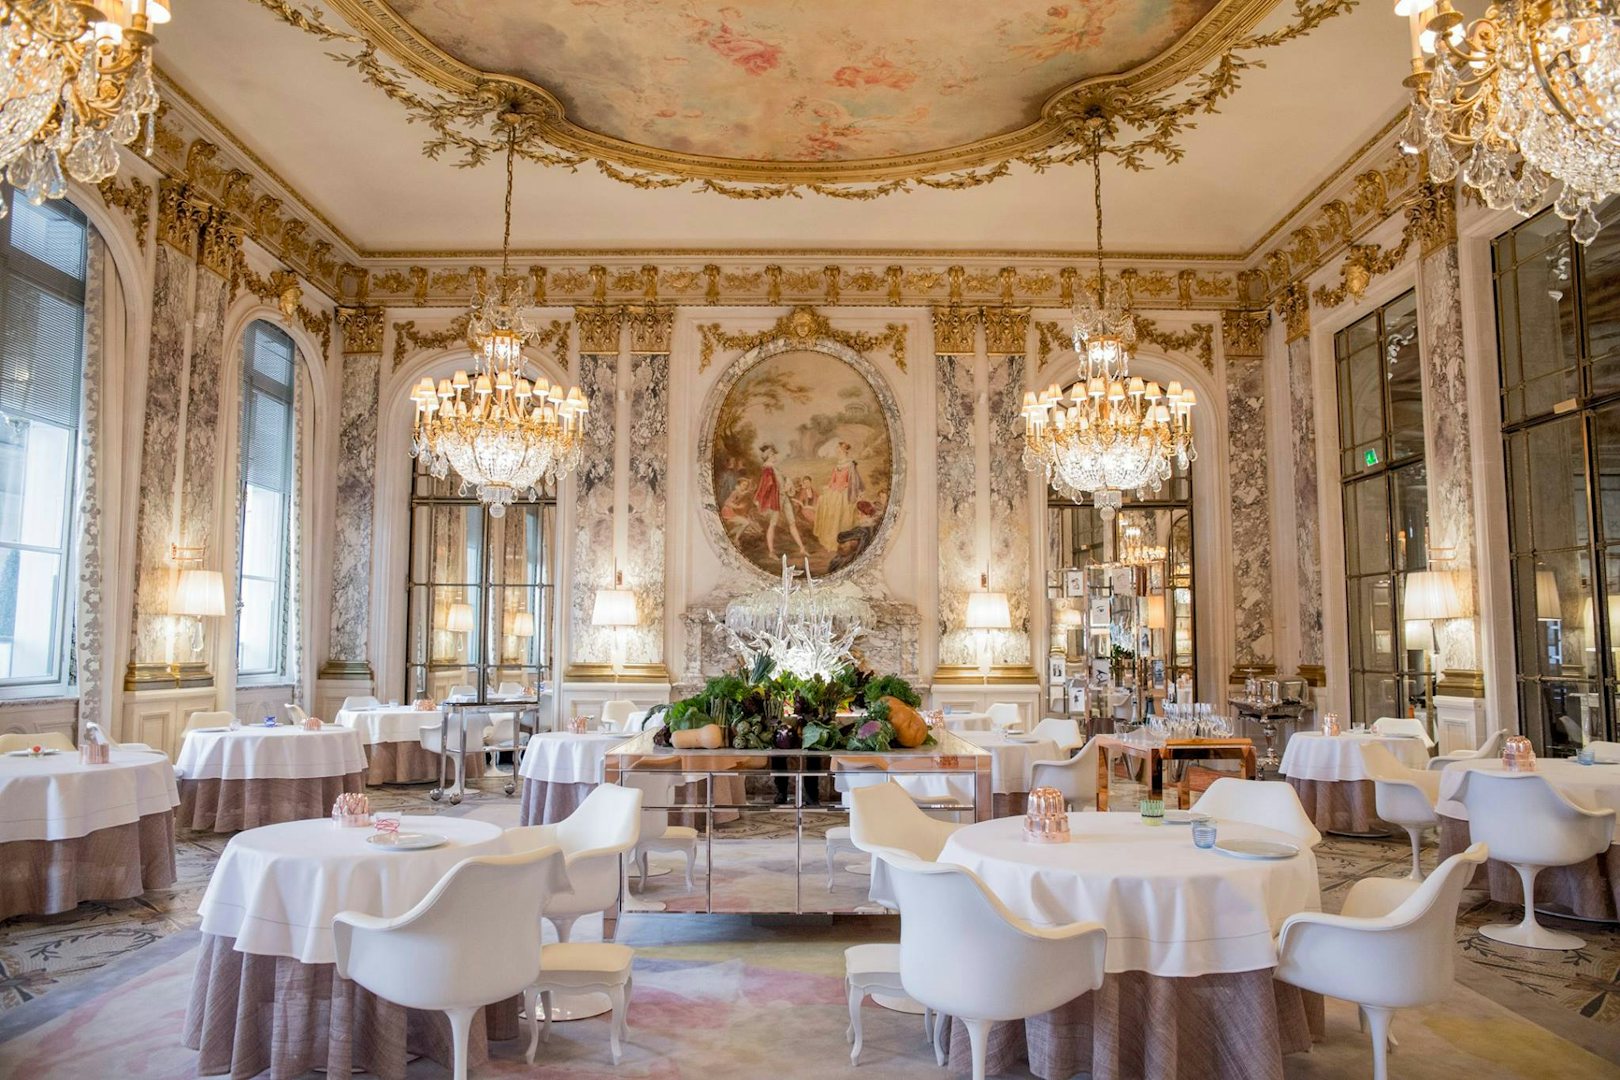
xmin=197 ymin=815 xmax=511 ymax=964
xmin=518 ymin=731 xmax=625 ymax=786
xmin=958 ymin=730 xmax=1060 ymax=794
xmin=176 ymin=726 xmax=369 ymax=781
xmin=334 ymin=706 xmax=443 ymax=745
xmin=939 ymin=711 xmax=993 ymax=732
xmin=1279 ymin=731 xmax=1429 ymax=782
xmin=939 ymin=813 xmax=1321 ymax=977
xmin=0 ymin=748 xmax=179 ymax=842
xmin=1437 ymin=758 xmax=1620 ymax=821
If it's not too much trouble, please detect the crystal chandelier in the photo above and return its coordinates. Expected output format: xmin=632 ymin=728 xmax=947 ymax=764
xmin=1022 ymin=121 xmax=1196 ymax=520
xmin=1118 ymin=521 xmax=1169 ymax=567
xmin=1397 ymin=0 xmax=1620 ymax=244
xmin=410 ymin=115 xmax=589 ymax=517
xmin=0 ymin=1 xmax=169 ymax=211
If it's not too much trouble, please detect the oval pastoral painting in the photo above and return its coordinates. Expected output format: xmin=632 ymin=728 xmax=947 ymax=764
xmin=708 ymin=347 xmax=898 ymax=580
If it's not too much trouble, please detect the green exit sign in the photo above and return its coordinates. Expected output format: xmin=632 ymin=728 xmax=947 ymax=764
xmin=1364 ymin=448 xmax=1380 ymax=468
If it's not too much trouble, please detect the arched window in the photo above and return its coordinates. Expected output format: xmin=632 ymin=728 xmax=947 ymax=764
xmin=236 ymin=322 xmax=297 ymax=681
xmin=0 ymin=193 xmax=88 ymax=695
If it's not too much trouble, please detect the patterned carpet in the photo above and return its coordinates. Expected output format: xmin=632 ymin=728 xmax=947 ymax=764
xmin=1 ymin=774 xmax=1617 ymax=1077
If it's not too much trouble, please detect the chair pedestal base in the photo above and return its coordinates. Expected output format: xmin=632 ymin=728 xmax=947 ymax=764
xmin=1479 ymin=920 xmax=1586 ymax=951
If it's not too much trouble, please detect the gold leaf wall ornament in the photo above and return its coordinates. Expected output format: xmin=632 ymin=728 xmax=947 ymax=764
xmin=1132 ymin=316 xmax=1215 ymax=372
xmin=575 ymin=304 xmax=623 ymax=353
xmin=1035 ymin=320 xmax=1072 ymax=365
xmin=1270 ymin=285 xmax=1309 ymax=344
xmin=1310 ymin=232 xmax=1413 ymax=310
xmin=391 ymin=313 xmax=472 ymax=370
xmin=197 ymin=214 xmax=245 ymax=280
xmin=1405 ymin=179 xmax=1457 ymax=258
xmin=624 ymin=304 xmax=674 ymax=354
xmin=336 ymin=305 xmax=386 ymax=354
xmin=97 ymin=174 xmax=152 ymax=252
xmin=251 ymin=0 xmax=1353 ymax=201
xmin=300 ymin=307 xmax=335 ymax=358
xmin=1221 ymin=308 xmax=1271 ymax=357
xmin=530 ymin=319 xmax=573 ymax=367
xmin=931 ymin=304 xmax=979 ymax=356
xmin=982 ymin=306 xmax=1032 ymax=356
xmin=699 ymin=306 xmax=907 ymax=372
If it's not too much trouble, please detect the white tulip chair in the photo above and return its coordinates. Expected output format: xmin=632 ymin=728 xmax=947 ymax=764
xmin=849 ymin=780 xmax=964 ymax=910
xmin=507 ymin=783 xmax=642 ymax=1019
xmin=1276 ymin=843 xmax=1488 ymax=1080
xmin=883 ymin=853 xmax=1109 ymax=1080
xmin=1372 ymin=715 xmax=1435 ymax=749
xmin=446 ymin=683 xmax=477 ymax=703
xmin=1458 ymin=770 xmax=1615 ymax=950
xmin=985 ymin=702 xmax=1022 ymax=731
xmin=625 ymin=772 xmax=697 ymax=895
xmin=600 ymin=700 xmax=637 ymax=731
xmin=340 ymin=695 xmax=380 ymax=712
xmin=332 ymin=845 xmax=567 ymax=1080
xmin=1030 ymin=736 xmax=1104 ymax=811
xmin=283 ymin=703 xmax=310 ymax=724
xmin=1191 ymin=777 xmax=1323 ymax=848
xmin=1426 ymin=729 xmax=1506 ymax=771
xmin=1029 ymin=716 xmax=1083 ymax=755
xmin=0 ymin=731 xmax=75 ymax=754
xmin=183 ymin=710 xmax=236 ymax=734
xmin=81 ymin=721 xmax=153 ymax=753
xmin=1359 ymin=742 xmax=1442 ymax=880
xmin=1586 ymin=739 xmax=1620 ymax=760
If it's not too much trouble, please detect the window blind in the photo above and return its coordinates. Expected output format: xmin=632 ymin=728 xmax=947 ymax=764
xmin=241 ymin=323 xmax=295 ymax=494
xmin=0 ymin=197 xmax=86 ymax=430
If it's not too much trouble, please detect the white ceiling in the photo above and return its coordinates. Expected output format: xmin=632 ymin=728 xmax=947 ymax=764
xmin=158 ymin=1 xmax=1413 ymax=257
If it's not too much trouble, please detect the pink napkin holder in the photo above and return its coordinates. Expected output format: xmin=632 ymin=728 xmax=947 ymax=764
xmin=80 ymin=741 xmax=110 ymax=765
xmin=413 ymin=697 xmax=436 ymax=711
xmin=1320 ymin=713 xmax=1341 ymax=737
xmin=302 ymin=716 xmax=324 ymax=731
xmin=332 ymin=792 xmax=372 ymax=827
xmin=1501 ymin=735 xmax=1536 ymax=773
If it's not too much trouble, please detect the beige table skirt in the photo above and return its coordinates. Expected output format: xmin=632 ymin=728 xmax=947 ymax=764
xmin=183 ymin=932 xmax=520 ymax=1080
xmin=362 ymin=740 xmax=486 ymax=785
xmin=519 ymin=776 xmax=746 ymax=827
xmin=1439 ymin=813 xmax=1620 ymax=921
xmin=946 ymin=968 xmax=1323 ymax=1080
xmin=0 ymin=809 xmax=176 ymax=922
xmin=178 ymin=773 xmax=366 ymax=833
xmin=1287 ymin=777 xmax=1391 ymax=834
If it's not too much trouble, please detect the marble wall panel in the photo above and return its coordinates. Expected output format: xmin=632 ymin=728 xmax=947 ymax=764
xmin=1287 ymin=335 xmax=1324 ymax=667
xmin=128 ymin=244 xmax=193 ymax=666
xmin=569 ymin=353 xmax=619 ymax=666
xmin=624 ymin=353 xmax=668 ymax=666
xmin=328 ymin=352 xmax=380 ymax=667
xmin=1421 ymin=245 xmax=1480 ymax=672
xmin=936 ymin=353 xmax=979 ymax=667
xmin=179 ymin=268 xmax=228 ymax=558
xmin=1227 ymin=352 xmax=1275 ymax=670
xmin=986 ymin=351 xmax=1031 ymax=666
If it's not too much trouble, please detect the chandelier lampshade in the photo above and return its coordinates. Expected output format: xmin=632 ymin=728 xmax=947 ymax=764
xmin=1397 ymin=0 xmax=1620 ymax=244
xmin=1022 ymin=116 xmax=1195 ymax=519
xmin=409 ymin=113 xmax=589 ymax=516
xmin=0 ymin=0 xmax=170 ymax=210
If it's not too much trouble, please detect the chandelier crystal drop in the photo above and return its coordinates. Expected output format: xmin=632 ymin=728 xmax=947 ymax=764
xmin=1396 ymin=0 xmax=1620 ymax=244
xmin=0 ymin=1 xmax=169 ymax=211
xmin=410 ymin=116 xmax=589 ymax=517
xmin=1022 ymin=121 xmax=1196 ymax=520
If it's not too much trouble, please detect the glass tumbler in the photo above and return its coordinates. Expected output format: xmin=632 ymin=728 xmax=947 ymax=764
xmin=1192 ymin=819 xmax=1217 ymax=849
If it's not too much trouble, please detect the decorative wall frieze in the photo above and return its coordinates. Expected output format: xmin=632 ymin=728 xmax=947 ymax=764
xmin=574 ymin=305 xmax=622 ymax=354
xmin=97 ymin=174 xmax=152 ymax=252
xmin=197 ymin=215 xmax=243 ymax=279
xmin=698 ymin=306 xmax=908 ymax=372
xmin=336 ymin=305 xmax=385 ymax=355
xmin=1310 ymin=234 xmax=1414 ymax=310
xmin=1406 ymin=179 xmax=1458 ymax=258
xmin=1036 ymin=316 xmax=1216 ymax=373
xmin=391 ymin=313 xmax=469 ymax=370
xmin=155 ymin=179 xmax=210 ymax=255
xmin=237 ymin=261 xmax=334 ymax=356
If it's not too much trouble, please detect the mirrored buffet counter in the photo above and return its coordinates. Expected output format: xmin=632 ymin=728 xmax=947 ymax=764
xmin=603 ymin=729 xmax=990 ymax=915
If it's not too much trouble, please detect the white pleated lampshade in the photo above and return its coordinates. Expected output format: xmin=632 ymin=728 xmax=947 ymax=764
xmin=171 ymin=569 xmax=226 ymax=617
xmin=592 ymin=589 xmax=639 ymax=628
xmin=1403 ymin=570 xmax=1464 ymax=623
xmin=511 ymin=610 xmax=535 ymax=637
xmin=965 ymin=590 xmax=1012 ymax=631
xmin=1534 ymin=569 xmax=1563 ymax=622
xmin=445 ymin=602 xmax=475 ymax=633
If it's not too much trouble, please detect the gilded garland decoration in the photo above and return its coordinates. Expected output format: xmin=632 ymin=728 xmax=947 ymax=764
xmin=699 ymin=307 xmax=908 ymax=373
xmin=243 ymin=0 xmax=1357 ymax=200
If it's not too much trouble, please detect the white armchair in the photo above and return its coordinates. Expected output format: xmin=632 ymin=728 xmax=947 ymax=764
xmin=339 ymin=695 xmax=379 ymax=712
xmin=1372 ymin=715 xmax=1436 ymax=750
xmin=1276 ymin=843 xmax=1488 ymax=1080
xmin=1191 ymin=777 xmax=1322 ymax=848
xmin=1029 ymin=716 xmax=1083 ymax=755
xmin=332 ymin=845 xmax=567 ymax=1080
xmin=283 ymin=703 xmax=310 ymax=724
xmin=883 ymin=853 xmax=1108 ymax=1080
xmin=1459 ymin=769 xmax=1616 ymax=950
xmin=1030 ymin=736 xmax=1103 ymax=811
xmin=1359 ymin=742 xmax=1442 ymax=880
xmin=985 ymin=703 xmax=1022 ymax=731
xmin=600 ymin=700 xmax=637 ymax=730
xmin=1426 ymin=729 xmax=1506 ymax=770
xmin=183 ymin=710 xmax=235 ymax=735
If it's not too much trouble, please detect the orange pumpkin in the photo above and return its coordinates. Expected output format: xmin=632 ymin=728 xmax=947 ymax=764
xmin=886 ymin=697 xmax=928 ymax=748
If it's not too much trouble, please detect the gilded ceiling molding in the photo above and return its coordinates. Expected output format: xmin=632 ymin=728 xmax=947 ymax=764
xmin=982 ymin=307 xmax=1033 ymax=356
xmin=198 ymin=216 xmax=244 ymax=280
xmin=1311 ymin=234 xmax=1413 ymax=310
xmin=1037 ymin=316 xmax=1215 ymax=372
xmin=1222 ymin=308 xmax=1271 ymax=356
xmin=931 ymin=305 xmax=980 ymax=356
xmin=336 ymin=306 xmax=386 ymax=355
xmin=248 ymin=0 xmax=1352 ymax=200
xmin=699 ymin=306 xmax=907 ymax=372
xmin=97 ymin=174 xmax=152 ymax=252
xmin=1405 ymin=180 xmax=1458 ymax=258
xmin=1271 ymin=285 xmax=1310 ymax=344
xmin=155 ymin=179 xmax=209 ymax=255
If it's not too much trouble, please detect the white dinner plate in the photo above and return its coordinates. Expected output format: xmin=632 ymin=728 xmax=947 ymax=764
xmin=1006 ymin=734 xmax=1040 ymax=743
xmin=1164 ymin=810 xmax=1209 ymax=825
xmin=5 ymin=748 xmax=62 ymax=757
xmin=366 ymin=831 xmax=448 ymax=851
xmin=1214 ymin=838 xmax=1299 ymax=860
xmin=1001 ymin=728 xmax=1025 ymax=737
xmin=190 ymin=727 xmax=231 ymax=734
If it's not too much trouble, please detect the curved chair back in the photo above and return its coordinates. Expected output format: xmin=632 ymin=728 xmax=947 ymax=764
xmin=850 ymin=780 xmax=959 ymax=861
xmin=600 ymin=700 xmax=637 ymax=730
xmin=1459 ymin=770 xmax=1615 ymax=867
xmin=184 ymin=710 xmax=236 ymax=734
xmin=340 ymin=695 xmax=380 ymax=712
xmin=516 ymin=783 xmax=643 ymax=919
xmin=334 ymin=846 xmax=566 ymax=1013
xmin=447 ymin=683 xmax=477 ymax=702
xmin=1192 ymin=777 xmax=1322 ymax=848
xmin=1426 ymin=729 xmax=1507 ymax=770
xmin=1372 ymin=715 xmax=1435 ymax=748
xmin=1030 ymin=717 xmax=1082 ymax=753
xmin=1359 ymin=741 xmax=1438 ymax=825
xmin=0 ymin=730 xmax=75 ymax=754
xmin=1587 ymin=739 xmax=1620 ymax=759
xmin=884 ymin=854 xmax=1107 ymax=1022
xmin=1030 ymin=736 xmax=1102 ymax=810
xmin=283 ymin=703 xmax=310 ymax=724
xmin=985 ymin=703 xmax=1021 ymax=731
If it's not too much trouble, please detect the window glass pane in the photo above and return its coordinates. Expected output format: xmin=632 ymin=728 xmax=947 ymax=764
xmin=1386 ymin=306 xmax=1424 ymax=462
xmin=241 ymin=485 xmax=284 ymax=579
xmin=1342 ymin=345 xmax=1384 ymax=461
xmin=1525 ymin=416 xmax=1589 ymax=552
xmin=1348 ymin=476 xmax=1391 ymax=575
xmin=235 ymin=321 xmax=295 ymax=680
xmin=1515 ymin=239 xmax=1580 ymax=411
xmin=1391 ymin=463 xmax=1428 ymax=573
xmin=0 ymin=548 xmax=61 ymax=679
xmin=237 ymin=576 xmax=278 ymax=675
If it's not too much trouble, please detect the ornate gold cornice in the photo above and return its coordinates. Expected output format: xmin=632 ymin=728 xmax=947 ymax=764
xmin=624 ymin=303 xmax=674 ymax=355
xmin=237 ymin=261 xmax=334 ymax=356
xmin=1406 ymin=179 xmax=1457 ymax=258
xmin=250 ymin=0 xmax=1351 ymax=200
xmin=336 ymin=305 xmax=385 ymax=355
xmin=931 ymin=304 xmax=979 ymax=356
xmin=155 ymin=179 xmax=208 ymax=255
xmin=97 ymin=174 xmax=151 ymax=252
xmin=698 ymin=306 xmax=908 ymax=372
xmin=392 ymin=313 xmax=470 ymax=370
xmin=982 ymin=307 xmax=1032 ymax=356
xmin=198 ymin=215 xmax=243 ymax=279
xmin=1311 ymin=234 xmax=1414 ymax=310
xmin=1222 ymin=308 xmax=1271 ymax=356
xmin=574 ymin=305 xmax=622 ymax=354
xmin=1271 ymin=285 xmax=1309 ymax=343
xmin=1035 ymin=316 xmax=1216 ymax=372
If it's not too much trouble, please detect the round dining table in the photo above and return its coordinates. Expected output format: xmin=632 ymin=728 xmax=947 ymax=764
xmin=0 ymin=747 xmax=179 ymax=921
xmin=518 ymin=730 xmax=629 ymax=824
xmin=935 ymin=812 xmax=1323 ymax=1079
xmin=1437 ymin=757 xmax=1620 ymax=920
xmin=175 ymin=724 xmax=368 ymax=832
xmin=184 ymin=814 xmax=563 ymax=1080
xmin=1280 ymin=731 xmax=1431 ymax=834
xmin=957 ymin=729 xmax=1060 ymax=816
xmin=332 ymin=704 xmax=486 ymax=784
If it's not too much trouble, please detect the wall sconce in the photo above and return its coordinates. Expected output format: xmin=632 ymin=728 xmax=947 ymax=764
xmin=169 ymin=568 xmax=226 ymax=658
xmin=965 ymin=571 xmax=1011 ymax=685
xmin=592 ymin=570 xmax=639 ymax=683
